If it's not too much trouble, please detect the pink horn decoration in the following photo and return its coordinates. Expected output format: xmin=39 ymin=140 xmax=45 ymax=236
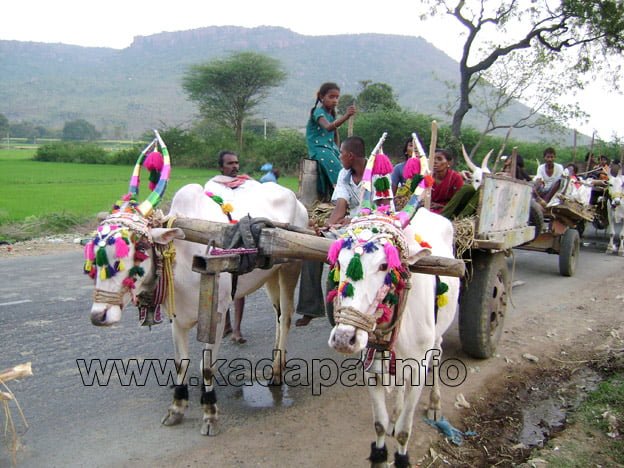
xmin=327 ymin=238 xmax=345 ymax=266
xmin=372 ymin=153 xmax=393 ymax=175
xmin=114 ymin=237 xmax=130 ymax=258
xmin=84 ymin=240 xmax=95 ymax=261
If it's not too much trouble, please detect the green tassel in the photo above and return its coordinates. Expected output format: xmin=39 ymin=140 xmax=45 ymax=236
xmin=211 ymin=195 xmax=224 ymax=205
xmin=343 ymin=282 xmax=354 ymax=298
xmin=384 ymin=292 xmax=399 ymax=305
xmin=409 ymin=174 xmax=424 ymax=192
xmin=328 ymin=268 xmax=338 ymax=289
xmin=128 ymin=266 xmax=145 ymax=278
xmin=95 ymin=247 xmax=108 ymax=267
xmin=346 ymin=253 xmax=363 ymax=281
xmin=149 ymin=169 xmax=160 ymax=184
xmin=390 ymin=269 xmax=398 ymax=284
xmin=436 ymin=281 xmax=449 ymax=296
xmin=374 ymin=176 xmax=390 ymax=191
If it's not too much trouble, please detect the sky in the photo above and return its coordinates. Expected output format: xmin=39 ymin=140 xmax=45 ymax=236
xmin=2 ymin=0 xmax=622 ymax=141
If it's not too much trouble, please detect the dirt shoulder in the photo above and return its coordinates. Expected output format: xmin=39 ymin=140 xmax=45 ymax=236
xmin=0 ymin=234 xmax=85 ymax=258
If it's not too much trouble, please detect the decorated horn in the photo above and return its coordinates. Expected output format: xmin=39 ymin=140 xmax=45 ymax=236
xmin=359 ymin=132 xmax=388 ymax=213
xmin=128 ymin=138 xmax=158 ymax=198
xmin=411 ymin=132 xmax=426 ymax=158
xmin=482 ymin=149 xmax=494 ymax=171
xmin=462 ymin=145 xmax=478 ymax=172
xmin=136 ymin=130 xmax=172 ymax=217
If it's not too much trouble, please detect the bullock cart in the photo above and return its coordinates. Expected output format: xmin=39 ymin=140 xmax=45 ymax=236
xmin=165 ymin=217 xmax=464 ymax=344
xmin=516 ymin=176 xmax=595 ymax=277
xmin=172 ymin=173 xmax=532 ymax=361
xmin=455 ymin=173 xmax=535 ymax=359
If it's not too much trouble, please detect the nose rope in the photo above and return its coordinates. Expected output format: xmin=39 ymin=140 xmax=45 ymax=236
xmin=93 ymin=288 xmax=126 ymax=307
xmin=334 ymin=284 xmax=391 ymax=332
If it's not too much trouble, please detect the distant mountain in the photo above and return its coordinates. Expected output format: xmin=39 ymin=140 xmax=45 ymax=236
xmin=0 ymin=26 xmax=583 ymax=143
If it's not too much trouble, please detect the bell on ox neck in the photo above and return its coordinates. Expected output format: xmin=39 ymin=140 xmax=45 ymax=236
xmin=363 ymin=349 xmax=391 ymax=375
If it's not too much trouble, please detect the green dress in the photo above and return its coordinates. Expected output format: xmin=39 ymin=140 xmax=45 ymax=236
xmin=306 ymin=106 xmax=342 ymax=200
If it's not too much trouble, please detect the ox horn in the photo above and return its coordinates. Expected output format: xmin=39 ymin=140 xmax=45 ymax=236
xmin=462 ymin=145 xmax=478 ymax=172
xmin=482 ymin=149 xmax=494 ymax=171
xmin=127 ymin=130 xmax=172 ymax=218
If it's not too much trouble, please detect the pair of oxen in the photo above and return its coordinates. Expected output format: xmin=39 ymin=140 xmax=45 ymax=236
xmin=87 ymin=168 xmax=463 ymax=467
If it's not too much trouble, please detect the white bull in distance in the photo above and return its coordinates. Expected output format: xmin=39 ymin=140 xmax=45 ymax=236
xmin=86 ymin=178 xmax=308 ymax=436
xmin=327 ymin=208 xmax=460 ymax=467
xmin=605 ymin=173 xmax=624 ymax=255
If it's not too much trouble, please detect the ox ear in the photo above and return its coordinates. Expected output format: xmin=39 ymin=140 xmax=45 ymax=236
xmin=152 ymin=227 xmax=185 ymax=244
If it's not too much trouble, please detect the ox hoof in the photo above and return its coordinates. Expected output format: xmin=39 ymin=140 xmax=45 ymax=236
xmin=427 ymin=408 xmax=442 ymax=421
xmin=200 ymin=421 xmax=219 ymax=436
xmin=161 ymin=409 xmax=184 ymax=426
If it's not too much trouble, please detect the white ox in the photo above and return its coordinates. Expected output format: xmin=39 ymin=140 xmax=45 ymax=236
xmin=87 ymin=179 xmax=308 ymax=435
xmin=461 ymin=146 xmax=493 ymax=190
xmin=605 ymin=174 xmax=624 ymax=255
xmin=327 ymin=208 xmax=460 ymax=467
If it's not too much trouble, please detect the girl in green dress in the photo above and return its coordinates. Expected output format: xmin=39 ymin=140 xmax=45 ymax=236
xmin=306 ymin=82 xmax=356 ymax=200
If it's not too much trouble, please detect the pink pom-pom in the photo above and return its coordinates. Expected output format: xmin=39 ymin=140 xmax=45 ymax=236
xmin=144 ymin=151 xmax=164 ymax=172
xmin=372 ymin=153 xmax=393 ymax=176
xmin=122 ymin=277 xmax=136 ymax=289
xmin=114 ymin=237 xmax=129 ymax=258
xmin=122 ymin=193 xmax=132 ymax=202
xmin=327 ymin=238 xmax=345 ymax=266
xmin=84 ymin=241 xmax=95 ymax=261
xmin=403 ymin=157 xmax=421 ymax=179
xmin=384 ymin=242 xmax=401 ymax=269
xmin=326 ymin=289 xmax=339 ymax=304
xmin=397 ymin=211 xmax=411 ymax=228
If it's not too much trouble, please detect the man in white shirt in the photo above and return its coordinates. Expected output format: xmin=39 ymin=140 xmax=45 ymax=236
xmin=534 ymin=147 xmax=564 ymax=205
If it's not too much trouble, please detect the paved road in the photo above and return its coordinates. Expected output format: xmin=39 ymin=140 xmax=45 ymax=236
xmin=0 ymin=227 xmax=621 ymax=467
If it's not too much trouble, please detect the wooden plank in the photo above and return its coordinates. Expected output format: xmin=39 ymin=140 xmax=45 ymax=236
xmin=476 ymin=174 xmax=532 ymax=235
xmin=474 ymin=226 xmax=536 ymax=250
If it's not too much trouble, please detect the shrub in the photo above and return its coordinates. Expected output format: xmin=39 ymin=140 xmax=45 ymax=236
xmin=34 ymin=142 xmax=108 ymax=164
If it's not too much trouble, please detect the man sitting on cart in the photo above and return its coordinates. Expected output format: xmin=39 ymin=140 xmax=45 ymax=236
xmin=534 ymin=147 xmax=564 ymax=208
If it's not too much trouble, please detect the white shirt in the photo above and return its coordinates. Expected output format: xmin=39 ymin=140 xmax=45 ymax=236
xmin=536 ymin=163 xmax=564 ymax=192
xmin=332 ymin=168 xmax=362 ymax=215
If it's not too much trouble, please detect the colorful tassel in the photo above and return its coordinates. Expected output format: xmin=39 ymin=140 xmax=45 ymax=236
xmin=346 ymin=253 xmax=364 ymax=281
xmin=144 ymin=151 xmax=164 ymax=172
xmin=84 ymin=241 xmax=95 ymax=261
xmin=341 ymin=282 xmax=354 ymax=298
xmin=95 ymin=248 xmax=109 ymax=267
xmin=384 ymin=292 xmax=398 ymax=305
xmin=424 ymin=175 xmax=434 ymax=188
xmin=88 ymin=268 xmax=96 ymax=279
xmin=363 ymin=241 xmax=378 ymax=253
xmin=122 ymin=277 xmax=136 ymax=289
xmin=327 ymin=238 xmax=344 ymax=265
xmin=83 ymin=260 xmax=93 ymax=273
xmin=403 ymin=157 xmax=421 ymax=180
xmin=134 ymin=250 xmax=149 ymax=262
xmin=374 ymin=176 xmax=390 ymax=192
xmin=436 ymin=281 xmax=449 ymax=296
xmin=106 ymin=264 xmax=117 ymax=278
xmin=437 ymin=294 xmax=449 ymax=308
xmin=326 ymin=289 xmax=338 ymax=304
xmin=378 ymin=303 xmax=393 ymax=323
xmin=114 ymin=237 xmax=129 ymax=258
xmin=384 ymin=242 xmax=401 ymax=270
xmin=128 ymin=266 xmax=145 ymax=278
xmin=372 ymin=153 xmax=393 ymax=175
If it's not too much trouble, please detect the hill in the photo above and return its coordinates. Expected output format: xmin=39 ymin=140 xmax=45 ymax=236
xmin=0 ymin=26 xmax=583 ymax=144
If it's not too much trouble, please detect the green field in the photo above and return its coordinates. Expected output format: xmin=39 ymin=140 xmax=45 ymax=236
xmin=0 ymin=148 xmax=299 ymax=229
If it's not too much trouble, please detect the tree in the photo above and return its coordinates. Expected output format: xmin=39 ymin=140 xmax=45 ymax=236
xmin=182 ymin=52 xmax=286 ymax=151
xmin=0 ymin=113 xmax=8 ymax=137
xmin=356 ymin=82 xmax=402 ymax=113
xmin=62 ymin=119 xmax=99 ymax=141
xmin=421 ymin=0 xmax=624 ymax=140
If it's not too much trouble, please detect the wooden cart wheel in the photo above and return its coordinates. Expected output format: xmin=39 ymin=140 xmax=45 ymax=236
xmin=559 ymin=228 xmax=580 ymax=277
xmin=459 ymin=251 xmax=508 ymax=359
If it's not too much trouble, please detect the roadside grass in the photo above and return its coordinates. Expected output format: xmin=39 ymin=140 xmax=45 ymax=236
xmin=539 ymin=369 xmax=624 ymax=467
xmin=0 ymin=148 xmax=300 ymax=241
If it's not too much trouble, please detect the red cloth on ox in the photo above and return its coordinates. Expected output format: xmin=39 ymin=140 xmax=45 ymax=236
xmin=431 ymin=170 xmax=464 ymax=213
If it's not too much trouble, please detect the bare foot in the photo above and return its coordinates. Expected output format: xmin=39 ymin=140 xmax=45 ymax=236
xmin=223 ymin=326 xmax=232 ymax=338
xmin=295 ymin=315 xmax=315 ymax=327
xmin=231 ymin=335 xmax=247 ymax=344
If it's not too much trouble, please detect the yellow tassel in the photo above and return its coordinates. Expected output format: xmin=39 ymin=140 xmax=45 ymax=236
xmin=117 ymin=260 xmax=125 ymax=271
xmin=84 ymin=260 xmax=92 ymax=272
xmin=221 ymin=203 xmax=234 ymax=214
xmin=437 ymin=294 xmax=449 ymax=308
xmin=100 ymin=268 xmax=107 ymax=280
xmin=414 ymin=233 xmax=423 ymax=243
xmin=333 ymin=267 xmax=340 ymax=282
